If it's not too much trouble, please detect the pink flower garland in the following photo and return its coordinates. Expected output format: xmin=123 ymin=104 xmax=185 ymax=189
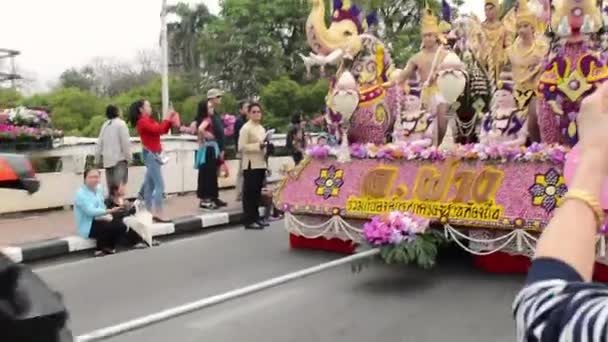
xmin=363 ymin=212 xmax=430 ymax=247
xmin=306 ymin=141 xmax=569 ymax=164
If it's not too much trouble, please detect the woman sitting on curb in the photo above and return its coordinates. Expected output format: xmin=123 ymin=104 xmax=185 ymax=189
xmin=74 ymin=169 xmax=129 ymax=256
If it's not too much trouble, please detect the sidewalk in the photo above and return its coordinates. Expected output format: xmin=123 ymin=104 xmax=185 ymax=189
xmin=0 ymin=188 xmax=245 ymax=263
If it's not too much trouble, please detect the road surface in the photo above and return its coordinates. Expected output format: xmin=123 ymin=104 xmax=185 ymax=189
xmin=35 ymin=222 xmax=523 ymax=342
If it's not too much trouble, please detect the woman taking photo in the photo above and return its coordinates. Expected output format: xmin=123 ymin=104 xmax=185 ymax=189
xmin=74 ymin=168 xmax=126 ymax=256
xmin=191 ymin=99 xmax=221 ymax=210
xmin=128 ymin=99 xmax=175 ymax=222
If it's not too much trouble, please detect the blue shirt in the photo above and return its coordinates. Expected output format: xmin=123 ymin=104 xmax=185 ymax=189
xmin=73 ymin=185 xmax=107 ymax=238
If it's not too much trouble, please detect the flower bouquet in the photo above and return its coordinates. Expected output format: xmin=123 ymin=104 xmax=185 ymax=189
xmin=0 ymin=107 xmax=63 ymax=151
xmin=352 ymin=211 xmax=447 ymax=273
xmin=222 ymin=113 xmax=236 ymax=137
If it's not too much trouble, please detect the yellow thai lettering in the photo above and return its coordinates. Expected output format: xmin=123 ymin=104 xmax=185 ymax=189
xmin=360 ymin=166 xmax=398 ymax=198
xmin=413 ymin=157 xmax=459 ymax=201
xmin=472 ymin=166 xmax=504 ymax=204
xmin=346 ymin=196 xmax=503 ymax=222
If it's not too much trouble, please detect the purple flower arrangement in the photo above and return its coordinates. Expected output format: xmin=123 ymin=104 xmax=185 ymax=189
xmin=0 ymin=107 xmax=63 ymax=144
xmin=355 ymin=211 xmax=446 ymax=270
xmin=363 ymin=211 xmax=430 ymax=247
xmin=306 ymin=141 xmax=569 ymax=164
xmin=221 ymin=113 xmax=236 ymax=137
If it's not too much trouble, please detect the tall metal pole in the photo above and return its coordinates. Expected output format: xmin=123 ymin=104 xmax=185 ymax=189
xmin=160 ymin=0 xmax=170 ymax=118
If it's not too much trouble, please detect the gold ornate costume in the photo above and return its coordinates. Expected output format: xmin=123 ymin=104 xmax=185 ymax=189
xmin=480 ymin=0 xmax=513 ymax=85
xmin=506 ymin=0 xmax=549 ymax=109
xmin=419 ymin=8 xmax=444 ymax=109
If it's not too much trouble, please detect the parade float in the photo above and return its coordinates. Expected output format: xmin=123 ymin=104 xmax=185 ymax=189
xmin=275 ymin=0 xmax=608 ymax=280
xmin=0 ymin=107 xmax=63 ymax=151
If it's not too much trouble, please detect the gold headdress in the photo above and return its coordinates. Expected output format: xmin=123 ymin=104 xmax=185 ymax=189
xmin=485 ymin=0 xmax=501 ymax=10
xmin=439 ymin=20 xmax=452 ymax=33
xmin=552 ymin=0 xmax=602 ymax=33
xmin=516 ymin=0 xmax=536 ymax=27
xmin=421 ymin=8 xmax=440 ymax=34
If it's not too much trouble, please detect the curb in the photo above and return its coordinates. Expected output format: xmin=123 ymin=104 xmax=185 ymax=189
xmin=1 ymin=210 xmax=246 ymax=263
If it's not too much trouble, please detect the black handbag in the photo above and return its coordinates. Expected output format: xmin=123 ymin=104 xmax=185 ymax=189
xmin=0 ymin=253 xmax=73 ymax=342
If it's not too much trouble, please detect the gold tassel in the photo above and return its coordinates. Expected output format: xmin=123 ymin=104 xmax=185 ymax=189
xmin=375 ymin=44 xmax=385 ymax=83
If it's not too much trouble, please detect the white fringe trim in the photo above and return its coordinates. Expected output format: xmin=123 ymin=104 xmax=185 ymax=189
xmin=285 ymin=213 xmax=608 ymax=262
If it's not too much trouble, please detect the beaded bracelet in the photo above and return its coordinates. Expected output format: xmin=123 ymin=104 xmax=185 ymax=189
xmin=562 ymin=189 xmax=605 ymax=228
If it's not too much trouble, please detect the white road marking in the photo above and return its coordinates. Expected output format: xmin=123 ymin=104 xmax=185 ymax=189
xmin=75 ymin=250 xmax=379 ymax=342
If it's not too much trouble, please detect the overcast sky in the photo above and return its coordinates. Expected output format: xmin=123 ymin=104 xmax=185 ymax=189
xmin=1 ymin=0 xmax=480 ymax=92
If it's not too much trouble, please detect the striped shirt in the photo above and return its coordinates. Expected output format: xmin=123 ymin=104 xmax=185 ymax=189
xmin=513 ymin=258 xmax=608 ymax=341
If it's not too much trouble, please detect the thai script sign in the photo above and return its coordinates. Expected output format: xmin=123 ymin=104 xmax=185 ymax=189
xmin=275 ymin=157 xmax=566 ymax=231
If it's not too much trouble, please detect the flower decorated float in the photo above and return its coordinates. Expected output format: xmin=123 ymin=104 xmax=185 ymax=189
xmin=276 ymin=0 xmax=608 ymax=280
xmin=0 ymin=107 xmax=63 ymax=151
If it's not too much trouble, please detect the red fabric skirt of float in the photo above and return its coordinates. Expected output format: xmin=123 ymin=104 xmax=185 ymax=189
xmin=289 ymin=234 xmax=608 ymax=282
xmin=289 ymin=234 xmax=356 ymax=254
xmin=474 ymin=253 xmax=608 ymax=282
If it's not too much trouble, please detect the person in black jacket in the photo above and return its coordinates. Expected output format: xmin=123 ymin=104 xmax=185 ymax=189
xmin=206 ymin=88 xmax=227 ymax=207
xmin=286 ymin=113 xmax=307 ymax=165
xmin=105 ymin=184 xmax=155 ymax=248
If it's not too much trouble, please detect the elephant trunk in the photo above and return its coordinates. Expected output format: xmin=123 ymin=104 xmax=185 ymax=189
xmin=305 ymin=0 xmax=344 ymax=55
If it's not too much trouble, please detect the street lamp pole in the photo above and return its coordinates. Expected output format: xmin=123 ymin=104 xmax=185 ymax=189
xmin=160 ymin=0 xmax=170 ymax=118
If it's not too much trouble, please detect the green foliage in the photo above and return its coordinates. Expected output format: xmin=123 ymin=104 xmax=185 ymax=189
xmin=199 ymin=0 xmax=309 ymax=98
xmin=80 ymin=115 xmax=107 ymax=138
xmin=0 ymin=88 xmax=23 ymax=108
xmin=19 ymin=88 xmax=106 ymax=136
xmin=351 ymin=231 xmax=448 ymax=273
xmin=59 ymin=67 xmax=96 ymax=92
xmin=379 ymin=231 xmax=447 ymax=269
xmin=260 ymin=77 xmax=328 ymax=130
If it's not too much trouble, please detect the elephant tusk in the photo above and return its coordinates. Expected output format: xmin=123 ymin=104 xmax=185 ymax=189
xmin=322 ymin=49 xmax=345 ymax=65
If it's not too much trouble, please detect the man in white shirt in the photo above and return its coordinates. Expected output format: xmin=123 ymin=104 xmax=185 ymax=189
xmin=96 ymin=105 xmax=132 ymax=192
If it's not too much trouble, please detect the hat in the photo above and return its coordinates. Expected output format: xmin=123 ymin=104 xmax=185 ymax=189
xmin=516 ymin=0 xmax=536 ymax=27
xmin=207 ymin=88 xmax=224 ymax=99
xmin=421 ymin=8 xmax=440 ymax=34
xmin=485 ymin=0 xmax=500 ymax=9
xmin=553 ymin=0 xmax=601 ymax=33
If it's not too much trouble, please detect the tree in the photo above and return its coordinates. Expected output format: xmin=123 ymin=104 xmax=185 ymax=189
xmin=167 ymin=3 xmax=216 ymax=74
xmin=59 ymin=67 xmax=97 ymax=92
xmin=260 ymin=77 xmax=328 ymax=130
xmin=199 ymin=0 xmax=309 ymax=98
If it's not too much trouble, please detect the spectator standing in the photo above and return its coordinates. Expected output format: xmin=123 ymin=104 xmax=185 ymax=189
xmin=207 ymin=89 xmax=228 ymax=207
xmin=238 ymin=103 xmax=269 ymax=229
xmin=95 ymin=105 xmax=132 ymax=192
xmin=286 ymin=113 xmax=307 ymax=165
xmin=128 ymin=99 xmax=174 ymax=223
xmin=74 ymin=169 xmax=127 ymax=256
xmin=192 ymin=99 xmax=221 ymax=210
xmin=234 ymin=100 xmax=249 ymax=201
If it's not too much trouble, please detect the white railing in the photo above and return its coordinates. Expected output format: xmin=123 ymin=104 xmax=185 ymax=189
xmin=0 ymin=134 xmax=293 ymax=214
